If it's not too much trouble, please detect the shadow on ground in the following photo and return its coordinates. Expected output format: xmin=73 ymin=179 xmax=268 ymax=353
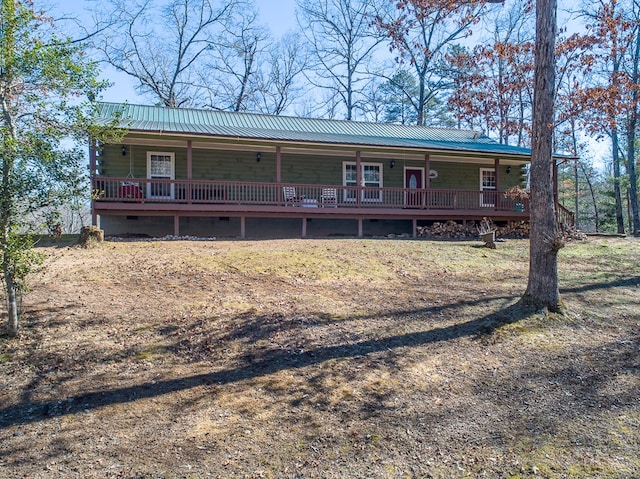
xmin=0 ymin=296 xmax=529 ymax=428
xmin=2 ymin=272 xmax=638 ymax=430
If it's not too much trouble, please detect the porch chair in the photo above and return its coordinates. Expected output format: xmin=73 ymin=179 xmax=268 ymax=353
xmin=321 ymin=188 xmax=338 ymax=207
xmin=283 ymin=186 xmax=301 ymax=206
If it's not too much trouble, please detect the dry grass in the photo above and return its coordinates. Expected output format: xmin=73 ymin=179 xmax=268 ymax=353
xmin=0 ymin=237 xmax=639 ymax=479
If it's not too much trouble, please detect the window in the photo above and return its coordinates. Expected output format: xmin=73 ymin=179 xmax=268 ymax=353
xmin=480 ymin=168 xmax=496 ymax=207
xmin=147 ymin=152 xmax=175 ymax=199
xmin=343 ymin=162 xmax=383 ymax=202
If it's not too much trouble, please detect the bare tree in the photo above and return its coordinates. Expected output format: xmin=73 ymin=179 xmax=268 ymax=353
xmin=576 ymin=0 xmax=640 ymax=235
xmin=297 ymin=0 xmax=387 ymax=120
xmin=625 ymin=18 xmax=640 ymax=236
xmin=554 ymin=27 xmax=603 ymax=231
xmin=93 ymin=0 xmax=237 ymax=107
xmin=376 ymin=0 xmax=488 ymax=126
xmin=361 ymin=77 xmax=386 ymax=122
xmin=200 ymin=3 xmax=270 ymax=111
xmin=253 ymin=32 xmax=309 ymax=115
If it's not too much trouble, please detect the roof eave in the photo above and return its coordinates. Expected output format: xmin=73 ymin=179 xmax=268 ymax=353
xmin=118 ymin=128 xmax=533 ymax=162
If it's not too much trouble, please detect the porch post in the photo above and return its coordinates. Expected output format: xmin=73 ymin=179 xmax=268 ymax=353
xmin=424 ymin=153 xmax=431 ymax=208
xmin=302 ymin=218 xmax=307 ymax=238
xmin=412 ymin=218 xmax=417 ymax=238
xmin=276 ymin=146 xmax=282 ymax=204
xmin=357 ymin=218 xmax=363 ymax=237
xmin=174 ymin=215 xmax=180 ymax=237
xmin=240 ymin=216 xmax=246 ymax=239
xmin=187 ymin=140 xmax=193 ymax=203
xmin=187 ymin=141 xmax=193 ymax=179
xmin=494 ymin=158 xmax=500 ymax=210
xmin=89 ymin=139 xmax=98 ymax=226
xmin=356 ymin=150 xmax=362 ymax=207
xmin=276 ymin=146 xmax=282 ymax=183
xmin=424 ymin=154 xmax=431 ymax=188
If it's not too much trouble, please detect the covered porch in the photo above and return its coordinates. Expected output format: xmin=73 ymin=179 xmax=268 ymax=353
xmin=90 ymin=103 xmax=572 ymax=239
xmin=92 ymin=177 xmax=533 ymax=238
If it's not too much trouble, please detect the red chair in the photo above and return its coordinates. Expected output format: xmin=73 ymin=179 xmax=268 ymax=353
xmin=118 ymin=182 xmax=143 ymax=199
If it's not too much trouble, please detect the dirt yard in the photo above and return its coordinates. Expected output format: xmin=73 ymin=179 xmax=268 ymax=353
xmin=0 ymin=236 xmax=639 ymax=478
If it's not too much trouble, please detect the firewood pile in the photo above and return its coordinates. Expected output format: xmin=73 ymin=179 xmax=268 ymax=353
xmin=416 ymin=220 xmax=531 ymax=239
xmin=558 ymin=222 xmax=588 ymax=241
xmin=416 ymin=220 xmax=586 ymax=241
xmin=495 ymin=221 xmax=530 ymax=238
xmin=416 ymin=221 xmax=470 ymax=239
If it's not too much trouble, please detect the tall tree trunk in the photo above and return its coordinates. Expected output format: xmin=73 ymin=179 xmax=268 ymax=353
xmin=522 ymin=0 xmax=562 ymax=312
xmin=611 ymin=129 xmax=626 ymax=234
xmin=569 ymin=118 xmax=579 ymax=230
xmin=580 ymin=162 xmax=600 ymax=233
xmin=1 ymin=0 xmax=19 ymax=336
xmin=574 ymin=161 xmax=579 ymax=230
xmin=579 ymin=161 xmax=600 ymax=232
xmin=1 ymin=159 xmax=19 ymax=336
xmin=416 ymin=79 xmax=425 ymax=126
xmin=4 ymin=266 xmax=18 ymax=337
xmin=518 ymin=90 xmax=525 ymax=147
xmin=626 ymin=134 xmax=639 ymax=235
xmin=0 ymin=153 xmax=18 ymax=336
xmin=626 ymin=26 xmax=640 ymax=236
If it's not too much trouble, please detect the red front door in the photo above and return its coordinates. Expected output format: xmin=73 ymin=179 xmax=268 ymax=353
xmin=405 ymin=169 xmax=423 ymax=206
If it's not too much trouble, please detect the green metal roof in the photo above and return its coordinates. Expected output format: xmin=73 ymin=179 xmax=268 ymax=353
xmin=97 ymin=102 xmax=533 ymax=158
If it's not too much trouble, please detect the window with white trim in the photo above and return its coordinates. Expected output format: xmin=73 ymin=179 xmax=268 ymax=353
xmin=343 ymin=162 xmax=383 ymax=202
xmin=147 ymin=152 xmax=175 ymax=199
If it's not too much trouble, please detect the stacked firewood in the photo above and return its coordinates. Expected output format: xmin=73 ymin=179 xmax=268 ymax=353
xmin=416 ymin=220 xmax=531 ymax=239
xmin=558 ymin=222 xmax=588 ymax=241
xmin=495 ymin=221 xmax=530 ymax=238
xmin=416 ymin=220 xmax=585 ymax=241
xmin=416 ymin=220 xmax=478 ymax=239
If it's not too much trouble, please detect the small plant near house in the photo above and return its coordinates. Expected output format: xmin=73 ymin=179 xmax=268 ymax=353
xmin=504 ymin=185 xmax=530 ymax=213
xmin=504 ymin=185 xmax=530 ymax=200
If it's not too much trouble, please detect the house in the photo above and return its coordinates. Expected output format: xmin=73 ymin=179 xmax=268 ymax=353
xmin=90 ymin=102 xmax=571 ymax=239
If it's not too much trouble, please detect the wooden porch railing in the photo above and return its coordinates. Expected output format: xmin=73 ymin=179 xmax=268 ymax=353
xmin=92 ymin=177 xmax=531 ymax=213
xmin=557 ymin=203 xmax=576 ymax=228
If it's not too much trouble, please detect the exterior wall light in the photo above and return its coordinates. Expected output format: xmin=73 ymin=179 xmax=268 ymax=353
xmin=257 ymin=152 xmax=261 ymax=162
xmin=390 ymin=160 xmax=395 ymax=168
xmin=121 ymin=145 xmax=127 ymax=156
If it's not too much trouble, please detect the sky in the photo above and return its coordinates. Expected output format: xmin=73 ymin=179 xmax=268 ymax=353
xmin=36 ymin=0 xmax=610 ymax=165
xmin=43 ymin=0 xmax=298 ymax=104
